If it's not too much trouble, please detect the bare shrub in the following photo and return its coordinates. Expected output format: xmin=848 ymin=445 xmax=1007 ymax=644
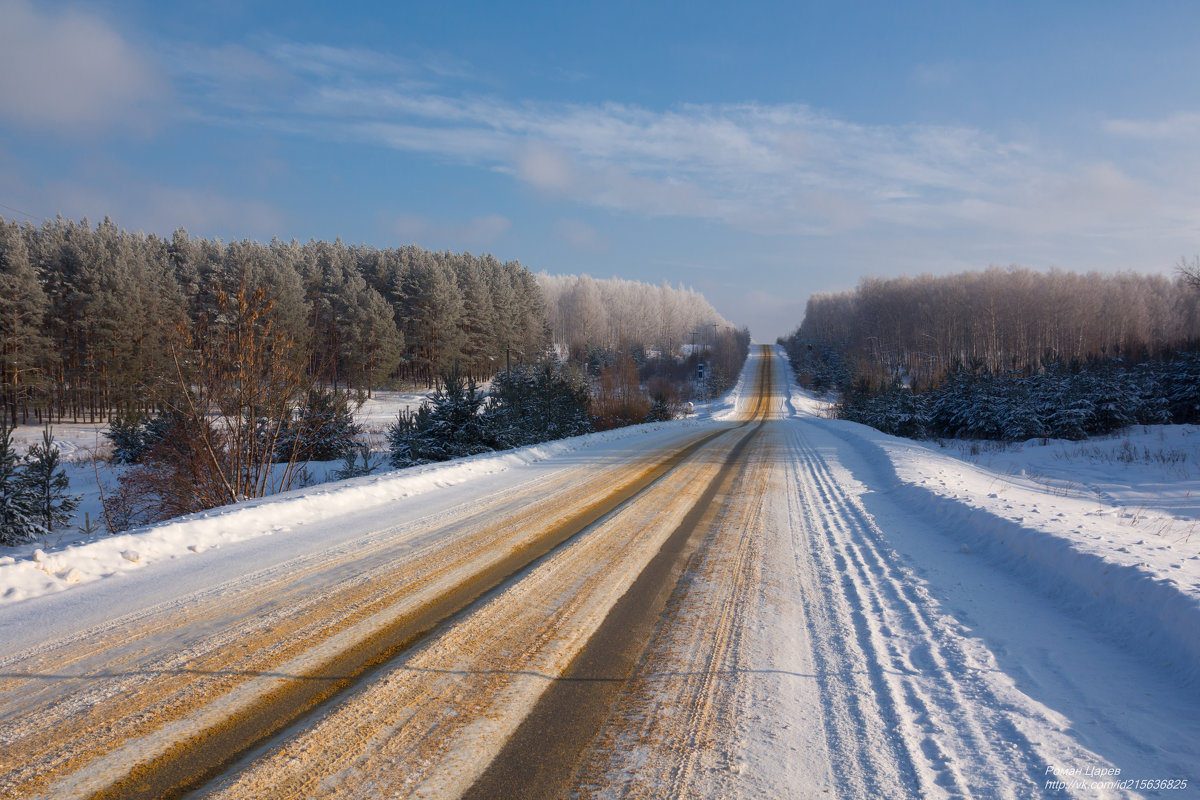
xmin=109 ymin=266 xmax=313 ymax=529
xmin=591 ymin=354 xmax=651 ymax=430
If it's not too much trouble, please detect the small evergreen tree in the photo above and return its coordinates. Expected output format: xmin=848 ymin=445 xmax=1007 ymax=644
xmin=1131 ymin=361 xmax=1172 ymax=425
xmin=1085 ymin=367 xmax=1138 ymax=434
xmin=537 ymin=362 xmax=592 ymax=439
xmin=0 ymin=421 xmax=40 ymax=544
xmin=386 ymin=407 xmax=419 ymax=468
xmin=276 ymin=388 xmax=363 ymax=462
xmin=104 ymin=411 xmax=174 ymax=464
xmin=644 ymin=398 xmax=673 ymax=423
xmin=1161 ymin=352 xmax=1200 ymax=424
xmin=999 ymin=380 xmax=1044 ymax=441
xmin=388 ymin=368 xmax=492 ymax=467
xmin=487 ymin=361 xmax=592 ymax=446
xmin=333 ymin=444 xmax=379 ymax=480
xmin=105 ymin=412 xmax=145 ymax=464
xmin=484 ymin=367 xmax=537 ymax=450
xmin=840 ymin=381 xmax=927 ymax=438
xmin=21 ymin=426 xmax=79 ymax=532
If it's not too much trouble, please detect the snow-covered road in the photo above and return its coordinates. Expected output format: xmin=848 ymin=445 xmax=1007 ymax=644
xmin=1 ymin=346 xmax=1197 ymax=798
xmin=564 ymin=350 xmax=1200 ymax=799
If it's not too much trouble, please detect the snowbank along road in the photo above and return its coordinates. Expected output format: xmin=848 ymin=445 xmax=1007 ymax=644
xmin=1 ymin=345 xmax=1198 ymax=798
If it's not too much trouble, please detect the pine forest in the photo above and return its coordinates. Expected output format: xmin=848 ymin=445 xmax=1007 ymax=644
xmin=0 ymin=215 xmax=556 ymax=426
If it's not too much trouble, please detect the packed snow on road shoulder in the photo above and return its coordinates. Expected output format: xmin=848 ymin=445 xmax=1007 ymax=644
xmin=0 ymin=418 xmax=712 ymax=607
xmin=785 ymin=361 xmax=1200 ymax=688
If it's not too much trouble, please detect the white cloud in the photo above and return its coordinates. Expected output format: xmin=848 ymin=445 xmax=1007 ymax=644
xmin=169 ymin=43 xmax=297 ymax=114
xmin=517 ymin=144 xmax=576 ymax=192
xmin=0 ymin=0 xmax=168 ymax=133
xmin=298 ymin=89 xmax=1030 ymax=233
xmin=269 ymin=42 xmax=411 ymax=78
xmin=355 ymin=121 xmax=509 ymax=162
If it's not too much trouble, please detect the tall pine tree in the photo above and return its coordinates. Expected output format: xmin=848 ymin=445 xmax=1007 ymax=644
xmin=0 ymin=220 xmax=50 ymax=426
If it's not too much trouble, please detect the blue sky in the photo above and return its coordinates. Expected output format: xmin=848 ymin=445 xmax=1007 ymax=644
xmin=3 ymin=0 xmax=1200 ymax=339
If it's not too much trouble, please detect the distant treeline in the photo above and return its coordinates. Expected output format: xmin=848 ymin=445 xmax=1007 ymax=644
xmin=0 ymin=215 xmax=549 ymax=425
xmin=781 ymin=267 xmax=1200 ymax=441
xmin=537 ymin=273 xmax=732 ymax=358
xmin=788 ymin=267 xmax=1200 ymax=391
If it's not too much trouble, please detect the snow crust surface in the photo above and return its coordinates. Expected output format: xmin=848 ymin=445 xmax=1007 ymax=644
xmin=797 ymin=388 xmax=1200 ymax=687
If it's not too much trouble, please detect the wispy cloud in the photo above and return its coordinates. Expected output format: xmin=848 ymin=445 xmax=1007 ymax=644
xmin=171 ymin=38 xmax=1200 ymax=252
xmin=305 ymin=88 xmax=1028 ymax=234
xmin=1104 ymin=112 xmax=1200 ymax=140
xmin=268 ymin=41 xmax=414 ymax=78
xmin=0 ymin=0 xmax=169 ymax=134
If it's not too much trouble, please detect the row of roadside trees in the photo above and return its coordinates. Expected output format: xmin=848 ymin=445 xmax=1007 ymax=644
xmin=782 ymin=266 xmax=1200 ymax=441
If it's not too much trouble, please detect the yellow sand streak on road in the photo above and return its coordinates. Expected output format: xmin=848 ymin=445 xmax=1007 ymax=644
xmin=0 ymin=348 xmax=776 ymax=800
xmin=204 ymin=348 xmax=776 ymax=798
xmin=1 ymin=437 xmax=717 ymax=798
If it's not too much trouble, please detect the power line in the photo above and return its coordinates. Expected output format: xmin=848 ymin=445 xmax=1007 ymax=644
xmin=0 ymin=200 xmax=40 ymax=221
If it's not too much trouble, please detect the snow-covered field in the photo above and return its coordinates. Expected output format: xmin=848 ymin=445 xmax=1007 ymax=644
xmin=1 ymin=347 xmax=1197 ymax=798
xmin=4 ymin=382 xmax=718 ymax=556
xmin=3 ymin=389 xmax=436 ymax=545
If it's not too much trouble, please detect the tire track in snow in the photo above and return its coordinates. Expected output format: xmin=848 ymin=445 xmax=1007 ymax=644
xmin=566 ymin=421 xmax=771 ymax=799
xmin=652 ymin=353 xmax=776 ymax=798
xmin=559 ymin=348 xmax=799 ymax=799
xmin=785 ymin=426 xmax=923 ymax=798
xmin=786 ymin=417 xmax=1046 ymax=798
xmin=661 ymin=467 xmax=764 ymax=799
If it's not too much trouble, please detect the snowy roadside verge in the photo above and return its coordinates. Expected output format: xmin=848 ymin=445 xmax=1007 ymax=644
xmin=797 ymin=393 xmax=1200 ymax=687
xmin=0 ymin=418 xmax=709 ymax=607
